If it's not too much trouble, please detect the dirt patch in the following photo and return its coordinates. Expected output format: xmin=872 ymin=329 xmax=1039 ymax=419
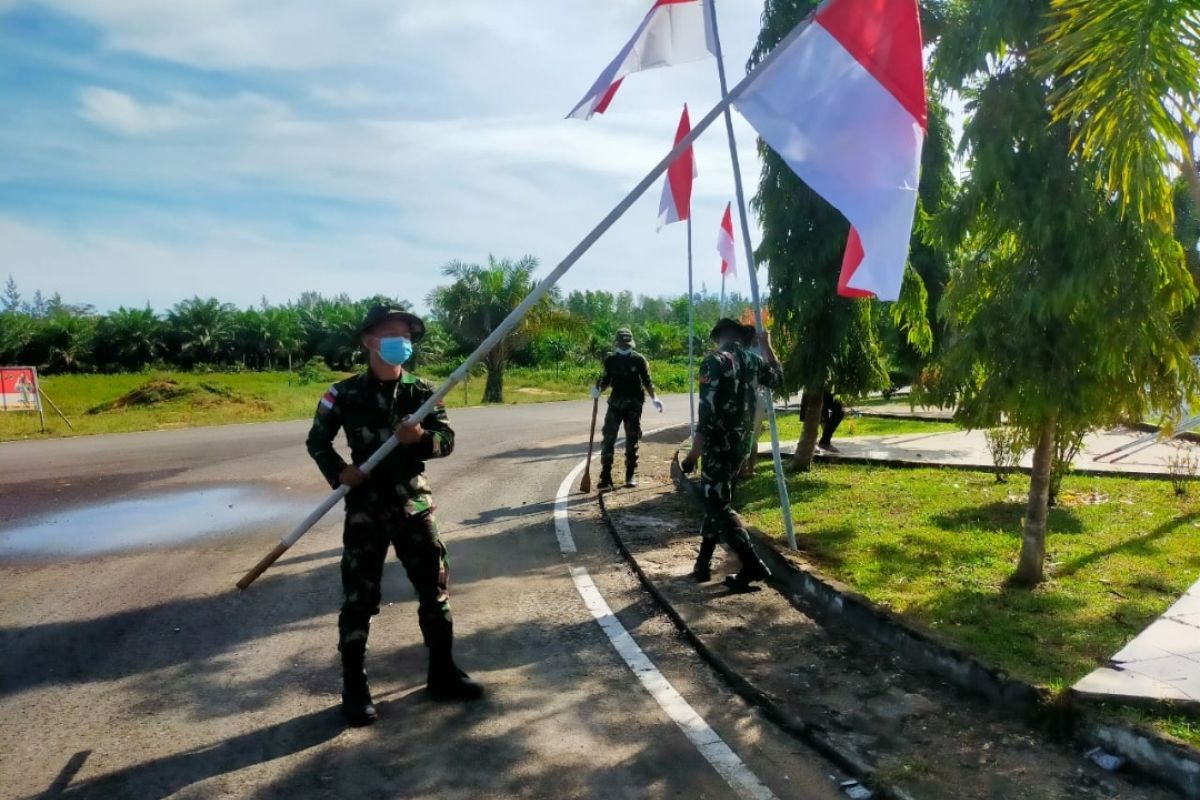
xmin=89 ymin=379 xmax=273 ymax=414
xmin=602 ymin=437 xmax=1177 ymax=800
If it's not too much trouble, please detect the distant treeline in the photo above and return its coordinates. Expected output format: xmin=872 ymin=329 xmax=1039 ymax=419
xmin=0 ymin=276 xmax=754 ymax=375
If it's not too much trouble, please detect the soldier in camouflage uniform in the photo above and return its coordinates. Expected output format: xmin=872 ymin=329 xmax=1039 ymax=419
xmin=593 ymin=328 xmax=663 ymax=489
xmin=681 ymin=318 xmax=782 ymax=592
xmin=306 ymin=304 xmax=482 ymax=726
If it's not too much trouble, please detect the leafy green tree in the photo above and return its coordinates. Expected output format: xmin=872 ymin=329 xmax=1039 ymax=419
xmin=1037 ymin=0 xmax=1200 ymax=227
xmin=94 ymin=306 xmax=164 ymax=370
xmin=3 ymin=276 xmax=20 ymax=313
xmin=428 ymin=255 xmax=559 ymax=403
xmin=0 ymin=311 xmax=34 ymax=364
xmin=167 ymin=297 xmax=236 ymax=367
xmin=933 ymin=0 xmax=1197 ymax=586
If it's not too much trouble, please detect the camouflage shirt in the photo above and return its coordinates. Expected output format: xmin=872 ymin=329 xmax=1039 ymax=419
xmin=598 ymin=351 xmax=655 ymax=411
xmin=305 ymin=370 xmax=454 ymax=513
xmin=697 ymin=344 xmax=781 ymax=469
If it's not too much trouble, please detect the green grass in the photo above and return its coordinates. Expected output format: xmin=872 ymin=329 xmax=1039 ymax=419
xmin=0 ymin=361 xmax=692 ymax=441
xmin=737 ymin=462 xmax=1200 ymax=746
xmin=764 ymin=411 xmax=960 ymax=442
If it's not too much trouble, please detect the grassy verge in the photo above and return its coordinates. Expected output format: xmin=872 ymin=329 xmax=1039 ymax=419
xmin=1 ymin=361 xmax=692 ymax=441
xmin=763 ymin=411 xmax=960 ymax=442
xmin=737 ymin=461 xmax=1200 ymax=746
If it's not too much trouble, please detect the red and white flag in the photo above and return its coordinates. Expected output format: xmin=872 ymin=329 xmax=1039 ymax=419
xmin=567 ymin=0 xmax=716 ymax=120
xmin=733 ymin=0 xmax=926 ymax=301
xmin=717 ymin=203 xmax=736 ymax=278
xmin=657 ymin=105 xmax=697 ymax=229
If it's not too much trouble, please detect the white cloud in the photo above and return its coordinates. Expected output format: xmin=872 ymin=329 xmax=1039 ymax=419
xmin=78 ymin=86 xmax=198 ymax=135
xmin=6 ymin=0 xmax=776 ymax=312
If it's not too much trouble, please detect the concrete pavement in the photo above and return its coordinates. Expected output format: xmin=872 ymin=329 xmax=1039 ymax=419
xmin=759 ymin=426 xmax=1197 ymax=476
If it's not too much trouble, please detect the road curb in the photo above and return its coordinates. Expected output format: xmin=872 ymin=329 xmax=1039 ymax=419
xmin=597 ymin=485 xmax=921 ymax=800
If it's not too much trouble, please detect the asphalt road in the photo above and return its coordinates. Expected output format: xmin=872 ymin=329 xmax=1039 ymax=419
xmin=0 ymin=396 xmax=843 ymax=799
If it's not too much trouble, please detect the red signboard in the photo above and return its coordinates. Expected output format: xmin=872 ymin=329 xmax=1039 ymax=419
xmin=1 ymin=367 xmax=41 ymax=412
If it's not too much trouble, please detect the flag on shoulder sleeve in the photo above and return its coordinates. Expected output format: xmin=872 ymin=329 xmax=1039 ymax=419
xmin=567 ymin=0 xmax=716 ymax=120
xmin=732 ymin=0 xmax=927 ymax=301
xmin=717 ymin=202 xmax=736 ymax=278
xmin=657 ymin=104 xmax=697 ymax=229
xmin=318 ymin=385 xmax=338 ymax=413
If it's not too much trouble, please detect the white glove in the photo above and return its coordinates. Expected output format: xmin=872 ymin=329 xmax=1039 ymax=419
xmin=590 ymin=386 xmax=601 ymax=400
xmin=652 ymin=397 xmax=664 ymax=413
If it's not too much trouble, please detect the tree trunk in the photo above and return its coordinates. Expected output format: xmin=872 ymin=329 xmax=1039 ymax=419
xmin=1012 ymin=416 xmax=1056 ymax=587
xmin=791 ymin=385 xmax=824 ymax=472
xmin=483 ymin=353 xmax=504 ymax=404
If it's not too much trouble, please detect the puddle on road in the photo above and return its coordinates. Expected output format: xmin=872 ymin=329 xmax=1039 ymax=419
xmin=0 ymin=486 xmax=301 ymax=559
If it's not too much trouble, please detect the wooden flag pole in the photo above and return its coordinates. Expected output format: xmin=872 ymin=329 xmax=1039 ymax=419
xmin=235 ymin=20 xmax=820 ymax=589
xmin=707 ymin=0 xmax=799 ymax=549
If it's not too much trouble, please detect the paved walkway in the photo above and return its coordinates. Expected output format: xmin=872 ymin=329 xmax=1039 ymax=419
xmin=758 ymin=426 xmax=1200 ymax=707
xmin=758 ymin=426 xmax=1192 ymax=476
xmin=1074 ymin=580 xmax=1200 ymax=704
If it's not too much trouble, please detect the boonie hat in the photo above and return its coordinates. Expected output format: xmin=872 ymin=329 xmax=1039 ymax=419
xmin=360 ymin=304 xmax=426 ymax=343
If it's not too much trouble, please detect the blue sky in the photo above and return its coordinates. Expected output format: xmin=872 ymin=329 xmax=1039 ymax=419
xmin=0 ymin=0 xmax=777 ymax=314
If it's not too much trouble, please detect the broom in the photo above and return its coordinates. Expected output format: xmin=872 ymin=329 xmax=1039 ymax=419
xmin=579 ymin=395 xmax=600 ymax=493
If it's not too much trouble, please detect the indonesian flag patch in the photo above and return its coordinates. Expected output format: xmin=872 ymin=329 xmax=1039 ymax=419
xmin=318 ymin=385 xmax=338 ymax=414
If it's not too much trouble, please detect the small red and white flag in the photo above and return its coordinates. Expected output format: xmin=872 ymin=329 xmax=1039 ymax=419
xmin=567 ymin=0 xmax=716 ymax=120
xmin=717 ymin=202 xmax=736 ymax=278
xmin=657 ymin=105 xmax=697 ymax=229
xmin=318 ymin=385 xmax=338 ymax=413
xmin=733 ymin=0 xmax=926 ymax=301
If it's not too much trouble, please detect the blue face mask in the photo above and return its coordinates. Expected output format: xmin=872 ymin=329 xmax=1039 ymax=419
xmin=377 ymin=336 xmax=413 ymax=366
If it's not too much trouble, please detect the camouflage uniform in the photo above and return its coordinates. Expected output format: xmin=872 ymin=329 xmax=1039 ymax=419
xmin=306 ymin=370 xmax=455 ymax=661
xmin=695 ymin=342 xmax=781 ymax=571
xmin=598 ymin=349 xmax=656 ymax=482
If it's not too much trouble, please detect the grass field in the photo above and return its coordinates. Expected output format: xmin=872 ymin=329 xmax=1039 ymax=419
xmin=738 ymin=461 xmax=1200 ymax=745
xmin=763 ymin=411 xmax=960 ymax=442
xmin=0 ymin=361 xmax=692 ymax=441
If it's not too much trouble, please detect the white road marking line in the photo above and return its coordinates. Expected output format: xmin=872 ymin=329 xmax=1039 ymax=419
xmin=556 ymin=446 xmax=778 ymax=800
xmin=569 ymin=566 xmax=777 ymax=800
xmin=554 ymin=460 xmax=586 ymax=554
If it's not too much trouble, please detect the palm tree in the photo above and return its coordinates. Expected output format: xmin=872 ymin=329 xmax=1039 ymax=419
xmin=428 ymin=255 xmax=559 ymax=403
xmin=167 ymin=297 xmax=236 ymax=367
xmin=95 ymin=306 xmax=163 ymax=370
xmin=263 ymin=307 xmax=303 ymax=371
xmin=1038 ymin=0 xmax=1200 ymax=227
xmin=28 ymin=313 xmax=96 ymax=372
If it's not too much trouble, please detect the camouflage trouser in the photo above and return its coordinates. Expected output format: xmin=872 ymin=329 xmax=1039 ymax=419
xmin=699 ymin=464 xmax=755 ymax=555
xmin=600 ymin=402 xmax=643 ymax=475
xmin=338 ymin=489 xmax=452 ymax=660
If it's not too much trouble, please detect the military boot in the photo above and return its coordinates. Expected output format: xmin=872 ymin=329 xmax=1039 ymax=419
xmin=692 ymin=539 xmax=716 ymax=582
xmin=341 ymin=654 xmax=378 ymax=726
xmin=723 ymin=539 xmax=772 ymax=593
xmin=624 ymin=467 xmax=638 ymax=488
xmin=427 ymin=642 xmax=484 ymax=701
xmin=597 ymin=468 xmax=615 ymax=491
